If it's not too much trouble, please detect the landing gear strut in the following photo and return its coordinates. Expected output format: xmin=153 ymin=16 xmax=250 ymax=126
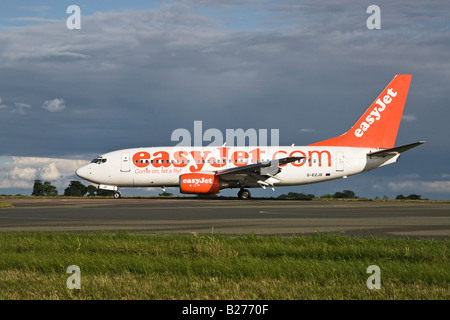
xmin=238 ymin=188 xmax=251 ymax=200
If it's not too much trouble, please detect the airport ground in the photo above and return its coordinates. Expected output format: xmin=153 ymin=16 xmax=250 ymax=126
xmin=0 ymin=198 xmax=448 ymax=301
xmin=0 ymin=197 xmax=449 ymax=238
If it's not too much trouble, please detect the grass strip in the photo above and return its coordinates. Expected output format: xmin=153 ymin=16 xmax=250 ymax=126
xmin=0 ymin=202 xmax=13 ymax=209
xmin=0 ymin=232 xmax=448 ymax=299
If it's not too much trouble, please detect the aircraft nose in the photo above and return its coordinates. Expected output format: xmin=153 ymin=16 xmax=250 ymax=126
xmin=75 ymin=164 xmax=90 ymax=180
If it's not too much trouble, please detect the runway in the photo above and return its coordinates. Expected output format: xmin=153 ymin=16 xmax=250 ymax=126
xmin=0 ymin=198 xmax=449 ymax=238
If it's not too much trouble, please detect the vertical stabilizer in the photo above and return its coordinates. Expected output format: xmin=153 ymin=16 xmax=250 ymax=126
xmin=309 ymin=75 xmax=412 ymax=149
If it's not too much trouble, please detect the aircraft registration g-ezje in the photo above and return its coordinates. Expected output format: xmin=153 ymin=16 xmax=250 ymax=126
xmin=76 ymin=75 xmax=424 ymax=199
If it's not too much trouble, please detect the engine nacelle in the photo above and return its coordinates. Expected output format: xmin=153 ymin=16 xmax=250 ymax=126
xmin=179 ymin=173 xmax=220 ymax=194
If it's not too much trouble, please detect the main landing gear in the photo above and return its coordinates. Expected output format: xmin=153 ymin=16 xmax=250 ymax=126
xmin=238 ymin=188 xmax=251 ymax=200
xmin=113 ymin=191 xmax=121 ymax=199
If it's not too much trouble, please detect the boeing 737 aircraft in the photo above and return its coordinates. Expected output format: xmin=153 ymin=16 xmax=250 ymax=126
xmin=76 ymin=75 xmax=424 ymax=199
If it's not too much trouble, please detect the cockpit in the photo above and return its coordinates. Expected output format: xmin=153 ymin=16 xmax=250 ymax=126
xmin=91 ymin=156 xmax=107 ymax=164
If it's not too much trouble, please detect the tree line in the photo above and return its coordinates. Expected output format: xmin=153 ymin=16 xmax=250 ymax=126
xmin=277 ymin=190 xmax=424 ymax=200
xmin=31 ymin=180 xmax=424 ymax=200
xmin=32 ymin=180 xmax=113 ymax=197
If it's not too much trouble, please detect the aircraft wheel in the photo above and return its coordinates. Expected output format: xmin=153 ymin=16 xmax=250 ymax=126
xmin=113 ymin=191 xmax=121 ymax=199
xmin=238 ymin=189 xmax=251 ymax=200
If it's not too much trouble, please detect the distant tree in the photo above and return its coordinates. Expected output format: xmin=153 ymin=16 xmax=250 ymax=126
xmin=159 ymin=192 xmax=174 ymax=197
xmin=64 ymin=181 xmax=87 ymax=197
xmin=32 ymin=180 xmax=58 ymax=196
xmin=87 ymin=185 xmax=97 ymax=197
xmin=32 ymin=180 xmax=45 ymax=196
xmin=43 ymin=181 xmax=58 ymax=196
xmin=96 ymin=188 xmax=115 ymax=197
xmin=278 ymin=192 xmax=315 ymax=200
xmin=396 ymin=194 xmax=422 ymax=200
xmin=333 ymin=190 xmax=357 ymax=199
xmin=85 ymin=185 xmax=114 ymax=197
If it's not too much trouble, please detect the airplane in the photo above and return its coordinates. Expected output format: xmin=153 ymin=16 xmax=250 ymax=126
xmin=76 ymin=74 xmax=424 ymax=199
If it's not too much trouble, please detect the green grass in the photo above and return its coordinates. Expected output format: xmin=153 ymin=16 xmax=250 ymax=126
xmin=0 ymin=233 xmax=448 ymax=299
xmin=0 ymin=202 xmax=13 ymax=209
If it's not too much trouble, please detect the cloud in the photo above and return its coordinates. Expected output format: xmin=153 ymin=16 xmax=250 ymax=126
xmin=0 ymin=156 xmax=89 ymax=191
xmin=0 ymin=1 xmax=449 ymax=199
xmin=388 ymin=180 xmax=450 ymax=193
xmin=9 ymin=17 xmax=59 ymax=24
xmin=40 ymin=162 xmax=61 ymax=180
xmin=0 ymin=98 xmax=31 ymax=114
xmin=10 ymin=166 xmax=37 ymax=180
xmin=12 ymin=102 xmax=31 ymax=115
xmin=0 ymin=97 xmax=66 ymax=114
xmin=0 ymin=98 xmax=7 ymax=109
xmin=42 ymin=98 xmax=66 ymax=112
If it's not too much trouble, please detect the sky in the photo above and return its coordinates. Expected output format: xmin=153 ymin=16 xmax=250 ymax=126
xmin=0 ymin=0 xmax=449 ymax=199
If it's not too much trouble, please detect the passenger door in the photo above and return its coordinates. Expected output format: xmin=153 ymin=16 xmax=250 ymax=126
xmin=121 ymin=153 xmax=131 ymax=172
xmin=336 ymin=152 xmax=344 ymax=172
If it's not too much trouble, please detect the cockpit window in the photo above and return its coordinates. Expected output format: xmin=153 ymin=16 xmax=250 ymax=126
xmin=91 ymin=157 xmax=107 ymax=164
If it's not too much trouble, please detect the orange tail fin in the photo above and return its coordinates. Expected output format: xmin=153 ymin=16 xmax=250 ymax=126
xmin=309 ymin=75 xmax=412 ymax=149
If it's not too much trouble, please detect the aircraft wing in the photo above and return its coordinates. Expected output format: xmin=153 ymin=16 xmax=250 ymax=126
xmin=214 ymin=156 xmax=304 ymax=189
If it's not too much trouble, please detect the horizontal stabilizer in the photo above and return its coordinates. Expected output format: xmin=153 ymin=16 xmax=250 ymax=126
xmin=367 ymin=141 xmax=425 ymax=157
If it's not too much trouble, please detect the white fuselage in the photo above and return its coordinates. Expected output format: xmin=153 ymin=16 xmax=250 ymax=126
xmin=74 ymin=75 xmax=418 ymax=197
xmin=75 ymin=145 xmax=398 ymax=189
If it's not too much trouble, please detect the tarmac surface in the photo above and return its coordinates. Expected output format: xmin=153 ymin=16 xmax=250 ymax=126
xmin=0 ymin=198 xmax=449 ymax=238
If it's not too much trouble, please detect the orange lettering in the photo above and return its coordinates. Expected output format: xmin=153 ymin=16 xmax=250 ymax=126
xmin=289 ymin=150 xmax=307 ymax=167
xmin=132 ymin=152 xmax=151 ymax=168
xmin=189 ymin=151 xmax=211 ymax=172
xmin=308 ymin=150 xmax=331 ymax=167
xmin=272 ymin=150 xmax=288 ymax=167
xmin=173 ymin=150 xmax=188 ymax=168
xmin=231 ymin=151 xmax=248 ymax=167
xmin=153 ymin=151 xmax=170 ymax=168
xmin=210 ymin=147 xmax=230 ymax=168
